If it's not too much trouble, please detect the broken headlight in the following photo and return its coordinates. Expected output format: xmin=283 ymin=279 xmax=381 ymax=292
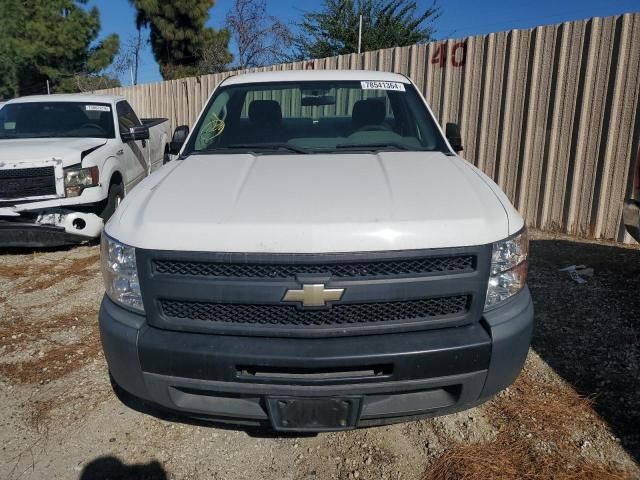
xmin=64 ymin=166 xmax=99 ymax=197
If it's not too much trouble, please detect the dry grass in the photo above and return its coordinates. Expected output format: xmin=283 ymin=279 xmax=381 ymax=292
xmin=17 ymin=253 xmax=100 ymax=293
xmin=0 ymin=333 xmax=102 ymax=384
xmin=26 ymin=384 xmax=112 ymax=435
xmin=0 ymin=251 xmax=100 ymax=290
xmin=424 ymin=434 xmax=630 ymax=480
xmin=0 ymin=263 xmax=27 ymax=278
xmin=423 ymin=368 xmax=634 ymax=480
xmin=0 ymin=306 xmax=102 ymax=384
xmin=0 ymin=309 xmax=93 ymax=353
xmin=487 ymin=369 xmax=594 ymax=443
xmin=29 ymin=399 xmax=55 ymax=434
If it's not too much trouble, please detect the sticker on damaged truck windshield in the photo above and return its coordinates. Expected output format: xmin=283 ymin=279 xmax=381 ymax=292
xmin=85 ymin=105 xmax=111 ymax=112
xmin=360 ymin=81 xmax=406 ymax=92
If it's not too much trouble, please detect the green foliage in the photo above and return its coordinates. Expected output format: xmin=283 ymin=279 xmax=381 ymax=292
xmin=295 ymin=0 xmax=440 ymax=59
xmin=0 ymin=0 xmax=119 ymax=98
xmin=130 ymin=0 xmax=232 ymax=79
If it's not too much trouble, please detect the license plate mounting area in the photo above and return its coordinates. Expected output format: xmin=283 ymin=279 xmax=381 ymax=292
xmin=267 ymin=396 xmax=362 ymax=432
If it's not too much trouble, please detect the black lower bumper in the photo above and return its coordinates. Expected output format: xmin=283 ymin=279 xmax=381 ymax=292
xmin=100 ymin=288 xmax=534 ymax=431
xmin=0 ymin=221 xmax=88 ymax=248
xmin=623 ymin=199 xmax=640 ymax=242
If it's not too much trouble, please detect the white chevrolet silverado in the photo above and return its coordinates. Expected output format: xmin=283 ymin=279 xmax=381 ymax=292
xmin=100 ymin=70 xmax=533 ymax=432
xmin=0 ymin=94 xmax=170 ymax=247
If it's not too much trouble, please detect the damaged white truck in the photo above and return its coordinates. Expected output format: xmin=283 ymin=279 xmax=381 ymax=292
xmin=0 ymin=94 xmax=170 ymax=247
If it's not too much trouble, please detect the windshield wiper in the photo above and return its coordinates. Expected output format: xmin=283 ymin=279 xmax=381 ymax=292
xmin=204 ymin=143 xmax=311 ymax=154
xmin=335 ymin=142 xmax=421 ymax=151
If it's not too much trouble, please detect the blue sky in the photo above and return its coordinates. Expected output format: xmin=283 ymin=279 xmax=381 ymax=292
xmin=88 ymin=0 xmax=640 ymax=85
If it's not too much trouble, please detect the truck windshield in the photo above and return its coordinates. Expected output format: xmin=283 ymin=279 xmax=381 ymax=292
xmin=187 ymin=80 xmax=448 ymax=154
xmin=0 ymin=102 xmax=115 ymax=139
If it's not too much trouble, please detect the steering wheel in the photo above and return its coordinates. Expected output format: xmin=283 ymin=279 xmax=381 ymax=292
xmin=78 ymin=123 xmax=107 ymax=133
xmin=357 ymin=124 xmax=392 ymax=132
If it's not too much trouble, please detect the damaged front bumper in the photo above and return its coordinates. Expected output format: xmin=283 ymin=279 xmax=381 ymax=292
xmin=0 ymin=208 xmax=104 ymax=247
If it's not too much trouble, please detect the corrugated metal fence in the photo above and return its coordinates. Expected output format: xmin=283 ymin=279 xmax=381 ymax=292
xmin=99 ymin=13 xmax=640 ymax=243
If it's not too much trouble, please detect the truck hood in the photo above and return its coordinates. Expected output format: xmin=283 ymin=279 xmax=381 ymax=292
xmin=109 ymin=151 xmax=515 ymax=253
xmin=0 ymin=138 xmax=108 ymax=168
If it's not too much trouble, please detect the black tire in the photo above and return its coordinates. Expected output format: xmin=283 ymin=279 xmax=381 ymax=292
xmin=100 ymin=182 xmax=124 ymax=222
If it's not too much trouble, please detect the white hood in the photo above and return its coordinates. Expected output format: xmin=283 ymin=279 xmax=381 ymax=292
xmin=0 ymin=137 xmax=108 ymax=168
xmin=108 ymin=152 xmax=520 ymax=253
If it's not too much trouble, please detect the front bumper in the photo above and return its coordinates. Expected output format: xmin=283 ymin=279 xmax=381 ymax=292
xmin=0 ymin=221 xmax=91 ymax=247
xmin=0 ymin=211 xmax=103 ymax=247
xmin=100 ymin=287 xmax=534 ymax=431
xmin=623 ymin=199 xmax=640 ymax=242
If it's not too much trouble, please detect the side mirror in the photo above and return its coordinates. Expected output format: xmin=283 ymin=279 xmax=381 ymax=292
xmin=445 ymin=122 xmax=463 ymax=152
xmin=122 ymin=125 xmax=150 ymax=142
xmin=168 ymin=125 xmax=189 ymax=155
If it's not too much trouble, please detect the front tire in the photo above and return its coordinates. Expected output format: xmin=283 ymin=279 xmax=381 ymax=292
xmin=100 ymin=182 xmax=124 ymax=222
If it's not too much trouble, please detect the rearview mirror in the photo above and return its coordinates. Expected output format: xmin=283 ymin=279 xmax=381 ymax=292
xmin=121 ymin=125 xmax=149 ymax=142
xmin=301 ymin=95 xmax=336 ymax=107
xmin=445 ymin=122 xmax=463 ymax=152
xmin=169 ymin=125 xmax=189 ymax=155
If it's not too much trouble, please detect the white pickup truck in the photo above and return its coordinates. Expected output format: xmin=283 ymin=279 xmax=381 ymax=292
xmin=100 ymin=70 xmax=533 ymax=432
xmin=0 ymin=94 xmax=170 ymax=247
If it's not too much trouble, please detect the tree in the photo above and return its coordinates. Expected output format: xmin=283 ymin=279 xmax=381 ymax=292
xmin=129 ymin=0 xmax=232 ymax=80
xmin=295 ymin=0 xmax=440 ymax=60
xmin=0 ymin=0 xmax=119 ymax=98
xmin=198 ymin=41 xmax=233 ymax=75
xmin=112 ymin=31 xmax=145 ymax=85
xmin=225 ymin=0 xmax=293 ymax=70
xmin=58 ymin=73 xmax=121 ymax=92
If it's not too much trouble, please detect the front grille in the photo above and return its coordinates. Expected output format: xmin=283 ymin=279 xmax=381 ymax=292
xmin=160 ymin=295 xmax=470 ymax=328
xmin=154 ymin=255 xmax=475 ymax=279
xmin=0 ymin=166 xmax=57 ymax=199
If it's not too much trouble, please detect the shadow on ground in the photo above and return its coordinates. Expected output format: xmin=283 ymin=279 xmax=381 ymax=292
xmin=79 ymin=456 xmax=167 ymax=480
xmin=528 ymin=238 xmax=640 ymax=462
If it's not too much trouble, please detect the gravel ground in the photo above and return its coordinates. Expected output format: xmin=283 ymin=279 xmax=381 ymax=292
xmin=0 ymin=233 xmax=638 ymax=480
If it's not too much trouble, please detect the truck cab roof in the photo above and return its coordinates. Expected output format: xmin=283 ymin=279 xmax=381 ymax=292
xmin=221 ymin=69 xmax=411 ymax=86
xmin=4 ymin=93 xmax=126 ymax=104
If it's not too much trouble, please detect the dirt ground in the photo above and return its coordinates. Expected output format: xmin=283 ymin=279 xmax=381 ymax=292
xmin=0 ymin=232 xmax=638 ymax=480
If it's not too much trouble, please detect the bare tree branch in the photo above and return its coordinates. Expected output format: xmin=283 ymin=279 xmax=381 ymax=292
xmin=225 ymin=0 xmax=294 ymax=69
xmin=111 ymin=30 xmax=145 ymax=85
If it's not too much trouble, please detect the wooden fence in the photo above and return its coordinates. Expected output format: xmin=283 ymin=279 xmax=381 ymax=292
xmin=99 ymin=13 xmax=640 ymax=243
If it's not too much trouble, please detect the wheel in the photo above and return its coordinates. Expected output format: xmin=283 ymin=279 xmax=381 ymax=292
xmin=100 ymin=182 xmax=124 ymax=222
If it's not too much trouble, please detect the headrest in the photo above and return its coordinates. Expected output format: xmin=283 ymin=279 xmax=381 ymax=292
xmin=352 ymin=99 xmax=386 ymax=130
xmin=97 ymin=111 xmax=113 ymax=130
xmin=249 ymin=100 xmax=282 ymax=125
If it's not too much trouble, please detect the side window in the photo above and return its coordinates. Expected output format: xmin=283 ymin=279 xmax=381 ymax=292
xmin=116 ymin=101 xmax=141 ymax=135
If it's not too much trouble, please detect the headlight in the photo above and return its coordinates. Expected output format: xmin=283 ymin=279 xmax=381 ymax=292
xmin=101 ymin=233 xmax=144 ymax=313
xmin=64 ymin=166 xmax=99 ymax=197
xmin=485 ymin=229 xmax=528 ymax=310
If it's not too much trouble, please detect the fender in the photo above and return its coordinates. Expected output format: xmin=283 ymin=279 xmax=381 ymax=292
xmin=98 ymin=156 xmax=126 ymax=196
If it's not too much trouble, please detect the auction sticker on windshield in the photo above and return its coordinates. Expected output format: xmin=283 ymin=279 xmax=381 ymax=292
xmin=360 ymin=81 xmax=406 ymax=92
xmin=85 ymin=105 xmax=111 ymax=112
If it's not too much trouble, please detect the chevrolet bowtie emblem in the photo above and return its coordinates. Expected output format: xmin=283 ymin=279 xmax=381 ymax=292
xmin=282 ymin=284 xmax=345 ymax=307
